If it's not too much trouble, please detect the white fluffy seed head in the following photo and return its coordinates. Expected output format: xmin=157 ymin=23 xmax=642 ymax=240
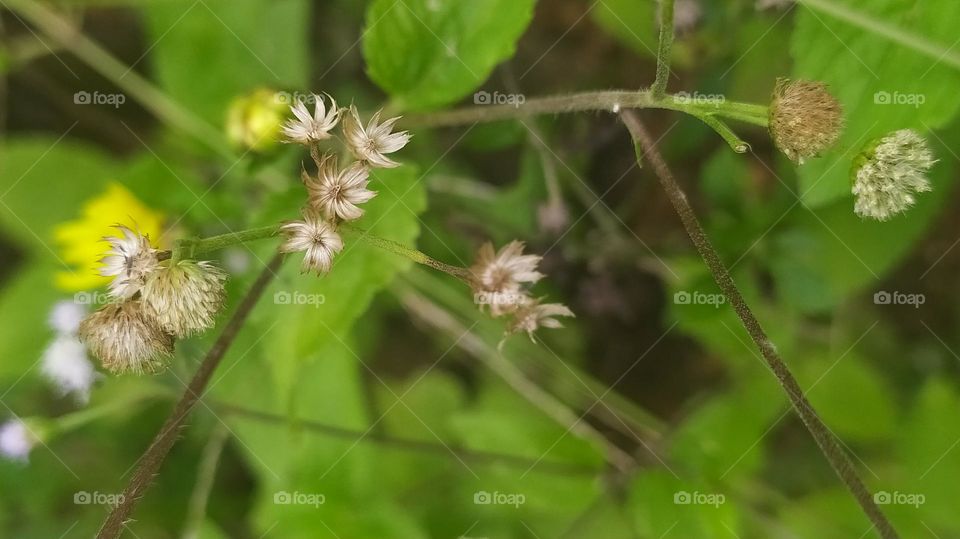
xmin=282 ymin=94 xmax=341 ymax=145
xmin=852 ymin=129 xmax=936 ymax=221
xmin=78 ymin=300 xmax=174 ymax=375
xmin=48 ymin=300 xmax=88 ymax=334
xmin=41 ymin=335 xmax=98 ymax=403
xmin=279 ymin=209 xmax=344 ymax=275
xmin=98 ymin=225 xmax=160 ymax=299
xmin=508 ymin=301 xmax=575 ymax=341
xmin=303 ymin=154 xmax=377 ymax=221
xmin=0 ymin=420 xmax=35 ymax=461
xmin=141 ymin=260 xmax=227 ymax=338
xmin=469 ymin=241 xmax=544 ymax=317
xmin=343 ymin=105 xmax=411 ymax=168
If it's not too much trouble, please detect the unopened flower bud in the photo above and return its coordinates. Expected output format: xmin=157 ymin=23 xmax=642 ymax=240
xmin=226 ymin=88 xmax=289 ymax=152
xmin=769 ymin=78 xmax=843 ymax=164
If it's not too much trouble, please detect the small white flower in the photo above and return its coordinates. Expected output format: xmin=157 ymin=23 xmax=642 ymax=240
xmin=303 ymin=155 xmax=377 ymax=221
xmin=41 ymin=335 xmax=98 ymax=403
xmin=282 ymin=94 xmax=341 ymax=144
xmin=853 ymin=129 xmax=936 ymax=221
xmin=508 ymin=301 xmax=575 ymax=341
xmin=469 ymin=241 xmax=544 ymax=316
xmin=49 ymin=300 xmax=88 ymax=334
xmin=79 ymin=300 xmax=174 ymax=375
xmin=0 ymin=420 xmax=35 ymax=461
xmin=98 ymin=225 xmax=160 ymax=299
xmin=343 ymin=106 xmax=411 ymax=168
xmin=141 ymin=260 xmax=227 ymax=337
xmin=279 ymin=209 xmax=345 ymax=275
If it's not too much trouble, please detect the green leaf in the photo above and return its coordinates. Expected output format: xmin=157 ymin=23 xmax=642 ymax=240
xmin=790 ymin=0 xmax=960 ymax=206
xmin=143 ymin=0 xmax=308 ymax=127
xmin=363 ymin=0 xmax=536 ymax=110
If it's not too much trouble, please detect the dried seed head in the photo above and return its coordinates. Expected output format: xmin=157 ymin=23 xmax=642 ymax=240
xmin=343 ymin=106 xmax=411 ymax=168
xmin=282 ymin=94 xmax=341 ymax=145
xmin=79 ymin=300 xmax=174 ymax=375
xmin=142 ymin=260 xmax=227 ymax=337
xmin=303 ymin=154 xmax=377 ymax=221
xmin=769 ymin=78 xmax=844 ymax=164
xmin=852 ymin=129 xmax=936 ymax=221
xmin=279 ymin=208 xmax=345 ymax=275
xmin=98 ymin=225 xmax=160 ymax=299
xmin=508 ymin=301 xmax=575 ymax=341
xmin=0 ymin=419 xmax=37 ymax=462
xmin=469 ymin=241 xmax=544 ymax=317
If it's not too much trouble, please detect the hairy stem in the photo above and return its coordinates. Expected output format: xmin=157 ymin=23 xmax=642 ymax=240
xmin=343 ymin=224 xmax=472 ymax=282
xmin=652 ymin=0 xmax=675 ymax=98
xmin=619 ymin=110 xmax=898 ymax=539
xmin=401 ymin=90 xmax=767 ymax=130
xmin=96 ymin=252 xmax=285 ymax=539
xmin=174 ymin=224 xmax=281 ymax=260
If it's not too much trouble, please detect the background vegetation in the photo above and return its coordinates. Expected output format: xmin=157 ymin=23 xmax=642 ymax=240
xmin=1 ymin=0 xmax=958 ymax=537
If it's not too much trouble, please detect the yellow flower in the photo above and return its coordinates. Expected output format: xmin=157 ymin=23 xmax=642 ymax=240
xmin=53 ymin=183 xmax=165 ymax=291
xmin=226 ymin=88 xmax=288 ymax=152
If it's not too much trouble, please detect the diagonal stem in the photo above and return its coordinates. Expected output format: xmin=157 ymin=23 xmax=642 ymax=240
xmin=619 ymin=110 xmax=898 ymax=539
xmin=96 ymin=252 xmax=285 ymax=539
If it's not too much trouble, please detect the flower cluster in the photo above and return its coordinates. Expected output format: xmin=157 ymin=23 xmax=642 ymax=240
xmin=469 ymin=241 xmax=573 ymax=340
xmin=852 ymin=129 xmax=936 ymax=221
xmin=78 ymin=225 xmax=227 ymax=374
xmin=279 ymin=94 xmax=411 ymax=274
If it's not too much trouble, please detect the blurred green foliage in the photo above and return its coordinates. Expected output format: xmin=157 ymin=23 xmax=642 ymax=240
xmin=1 ymin=0 xmax=959 ymax=538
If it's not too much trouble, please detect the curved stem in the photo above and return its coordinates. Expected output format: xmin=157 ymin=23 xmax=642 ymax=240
xmin=97 ymin=252 xmax=285 ymax=539
xmin=692 ymin=113 xmax=751 ymax=153
xmin=619 ymin=110 xmax=898 ymax=539
xmin=174 ymin=224 xmax=281 ymax=260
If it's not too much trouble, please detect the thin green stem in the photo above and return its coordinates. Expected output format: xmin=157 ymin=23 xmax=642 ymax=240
xmin=652 ymin=0 xmax=675 ymax=98
xmin=343 ymin=224 xmax=472 ymax=282
xmin=693 ymin=113 xmax=751 ymax=153
xmin=174 ymin=224 xmax=281 ymax=260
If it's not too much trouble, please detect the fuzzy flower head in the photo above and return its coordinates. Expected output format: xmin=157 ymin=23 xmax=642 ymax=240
xmin=54 ymin=183 xmax=164 ymax=291
xmin=280 ymin=209 xmax=345 ymax=275
xmin=304 ymin=155 xmax=377 ymax=221
xmin=508 ymin=301 xmax=575 ymax=342
xmin=469 ymin=241 xmax=545 ymax=317
xmin=343 ymin=106 xmax=411 ymax=168
xmin=0 ymin=419 xmax=46 ymax=462
xmin=852 ymin=129 xmax=936 ymax=221
xmin=78 ymin=300 xmax=174 ymax=375
xmin=769 ymin=78 xmax=844 ymax=164
xmin=98 ymin=225 xmax=160 ymax=299
xmin=48 ymin=300 xmax=88 ymax=334
xmin=282 ymin=94 xmax=341 ymax=145
xmin=41 ymin=335 xmax=97 ymax=403
xmin=141 ymin=260 xmax=227 ymax=338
